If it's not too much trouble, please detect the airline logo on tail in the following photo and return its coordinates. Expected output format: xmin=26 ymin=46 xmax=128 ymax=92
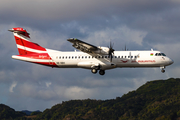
xmin=9 ymin=27 xmax=57 ymax=67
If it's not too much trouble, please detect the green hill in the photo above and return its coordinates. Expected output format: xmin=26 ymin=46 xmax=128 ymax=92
xmin=0 ymin=104 xmax=25 ymax=120
xmin=35 ymin=78 xmax=180 ymax=120
xmin=1 ymin=78 xmax=180 ymax=120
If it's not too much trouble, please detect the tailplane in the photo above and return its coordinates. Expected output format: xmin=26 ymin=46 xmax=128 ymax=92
xmin=9 ymin=27 xmax=47 ymax=55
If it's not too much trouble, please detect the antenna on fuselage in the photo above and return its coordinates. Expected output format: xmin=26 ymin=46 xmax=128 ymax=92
xmin=125 ymin=44 xmax=128 ymax=51
xmin=122 ymin=44 xmax=128 ymax=51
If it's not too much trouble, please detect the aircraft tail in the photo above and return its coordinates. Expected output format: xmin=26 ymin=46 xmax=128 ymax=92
xmin=8 ymin=27 xmax=47 ymax=55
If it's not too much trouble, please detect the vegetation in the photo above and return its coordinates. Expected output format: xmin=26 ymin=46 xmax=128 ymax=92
xmin=0 ymin=104 xmax=25 ymax=120
xmin=1 ymin=78 xmax=180 ymax=120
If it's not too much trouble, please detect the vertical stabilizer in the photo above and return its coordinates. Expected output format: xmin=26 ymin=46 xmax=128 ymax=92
xmin=8 ymin=27 xmax=47 ymax=55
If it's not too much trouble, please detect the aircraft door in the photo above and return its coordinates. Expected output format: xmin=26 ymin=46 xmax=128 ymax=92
xmin=49 ymin=56 xmax=54 ymax=65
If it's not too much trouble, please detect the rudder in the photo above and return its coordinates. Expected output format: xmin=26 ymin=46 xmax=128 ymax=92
xmin=9 ymin=27 xmax=47 ymax=55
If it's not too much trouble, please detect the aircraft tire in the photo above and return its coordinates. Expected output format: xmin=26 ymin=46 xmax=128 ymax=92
xmin=91 ymin=69 xmax=97 ymax=74
xmin=161 ymin=69 xmax=165 ymax=73
xmin=99 ymin=70 xmax=105 ymax=75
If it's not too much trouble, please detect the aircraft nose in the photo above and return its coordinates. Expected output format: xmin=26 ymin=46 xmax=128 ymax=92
xmin=168 ymin=58 xmax=174 ymax=65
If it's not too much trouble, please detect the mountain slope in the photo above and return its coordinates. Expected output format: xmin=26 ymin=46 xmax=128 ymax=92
xmin=0 ymin=104 xmax=25 ymax=120
xmin=36 ymin=78 xmax=180 ymax=120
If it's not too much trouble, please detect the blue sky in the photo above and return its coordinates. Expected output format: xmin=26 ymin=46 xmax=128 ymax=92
xmin=0 ymin=0 xmax=180 ymax=111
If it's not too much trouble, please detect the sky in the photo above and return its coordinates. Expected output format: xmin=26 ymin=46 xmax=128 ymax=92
xmin=0 ymin=0 xmax=180 ymax=111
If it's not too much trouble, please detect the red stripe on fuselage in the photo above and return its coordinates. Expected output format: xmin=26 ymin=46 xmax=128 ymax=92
xmin=19 ymin=53 xmax=51 ymax=60
xmin=14 ymin=36 xmax=46 ymax=51
xmin=14 ymin=53 xmax=58 ymax=67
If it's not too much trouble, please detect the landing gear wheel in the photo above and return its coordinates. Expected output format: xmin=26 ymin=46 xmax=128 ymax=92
xmin=99 ymin=70 xmax=105 ymax=75
xmin=161 ymin=69 xmax=165 ymax=73
xmin=91 ymin=69 xmax=97 ymax=74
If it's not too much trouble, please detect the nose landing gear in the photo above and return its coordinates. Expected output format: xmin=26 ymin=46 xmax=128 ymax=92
xmin=161 ymin=69 xmax=165 ymax=73
xmin=160 ymin=66 xmax=165 ymax=73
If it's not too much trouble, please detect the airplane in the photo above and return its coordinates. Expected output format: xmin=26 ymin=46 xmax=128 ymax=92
xmin=9 ymin=27 xmax=174 ymax=75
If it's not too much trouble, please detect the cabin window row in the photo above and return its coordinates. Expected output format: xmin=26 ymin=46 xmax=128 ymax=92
xmin=56 ymin=55 xmax=137 ymax=59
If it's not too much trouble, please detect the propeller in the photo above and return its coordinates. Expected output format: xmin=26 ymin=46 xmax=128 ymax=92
xmin=108 ymin=42 xmax=115 ymax=62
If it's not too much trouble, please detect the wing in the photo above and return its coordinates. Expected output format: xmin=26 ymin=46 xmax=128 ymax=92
xmin=67 ymin=38 xmax=99 ymax=53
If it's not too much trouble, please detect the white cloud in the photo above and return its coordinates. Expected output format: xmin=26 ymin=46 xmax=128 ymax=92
xmin=45 ymin=82 xmax=51 ymax=88
xmin=64 ymin=86 xmax=93 ymax=99
xmin=86 ymin=26 xmax=147 ymax=46
xmin=9 ymin=82 xmax=17 ymax=93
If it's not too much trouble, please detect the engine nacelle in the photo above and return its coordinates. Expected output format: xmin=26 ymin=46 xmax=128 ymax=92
xmin=94 ymin=47 xmax=109 ymax=55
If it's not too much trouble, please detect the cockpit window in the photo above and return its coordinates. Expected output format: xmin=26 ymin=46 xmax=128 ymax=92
xmin=161 ymin=53 xmax=166 ymax=56
xmin=155 ymin=53 xmax=166 ymax=56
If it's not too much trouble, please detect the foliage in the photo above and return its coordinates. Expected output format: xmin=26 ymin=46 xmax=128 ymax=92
xmin=30 ymin=111 xmax=42 ymax=116
xmin=2 ymin=78 xmax=180 ymax=120
xmin=0 ymin=104 xmax=25 ymax=120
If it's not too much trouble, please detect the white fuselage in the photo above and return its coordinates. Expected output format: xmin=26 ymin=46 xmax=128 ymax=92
xmin=46 ymin=49 xmax=173 ymax=70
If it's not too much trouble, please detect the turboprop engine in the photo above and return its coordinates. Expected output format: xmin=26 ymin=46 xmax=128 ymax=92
xmin=95 ymin=42 xmax=115 ymax=62
xmin=94 ymin=47 xmax=110 ymax=55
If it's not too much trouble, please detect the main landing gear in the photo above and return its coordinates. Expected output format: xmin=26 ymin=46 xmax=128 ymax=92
xmin=91 ymin=69 xmax=105 ymax=75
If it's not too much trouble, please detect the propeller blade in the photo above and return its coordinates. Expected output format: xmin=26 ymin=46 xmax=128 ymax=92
xmin=108 ymin=41 xmax=115 ymax=62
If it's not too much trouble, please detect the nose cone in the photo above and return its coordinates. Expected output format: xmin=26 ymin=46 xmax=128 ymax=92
xmin=168 ymin=58 xmax=174 ymax=65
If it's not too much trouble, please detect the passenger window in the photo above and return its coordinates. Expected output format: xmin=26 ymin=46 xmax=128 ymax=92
xmin=125 ymin=56 xmax=126 ymax=58
xmin=158 ymin=53 xmax=161 ymax=56
xmin=98 ymin=56 xmax=100 ymax=58
xmin=59 ymin=56 xmax=61 ymax=59
xmin=66 ymin=56 xmax=67 ymax=59
xmin=131 ymin=56 xmax=133 ymax=58
xmin=118 ymin=56 xmax=120 ymax=58
xmin=121 ymin=56 xmax=123 ymax=58
xmin=62 ymin=56 xmax=64 ymax=59
xmin=128 ymin=56 xmax=130 ymax=58
xmin=105 ymin=56 xmax=107 ymax=58
xmin=102 ymin=56 xmax=104 ymax=58
xmin=72 ymin=57 xmax=73 ymax=59
xmin=115 ymin=56 xmax=117 ymax=58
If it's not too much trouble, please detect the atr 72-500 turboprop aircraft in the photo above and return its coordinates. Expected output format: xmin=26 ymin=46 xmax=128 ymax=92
xmin=9 ymin=27 xmax=174 ymax=75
